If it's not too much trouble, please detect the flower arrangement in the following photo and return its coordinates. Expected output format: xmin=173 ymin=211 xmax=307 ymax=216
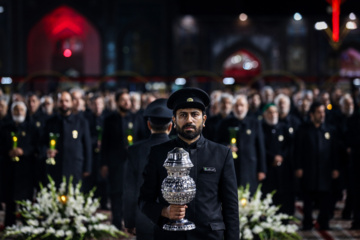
xmin=238 ymin=184 xmax=301 ymax=240
xmin=2 ymin=176 xmax=127 ymax=240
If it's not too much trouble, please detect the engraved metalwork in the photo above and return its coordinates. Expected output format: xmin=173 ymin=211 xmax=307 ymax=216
xmin=161 ymin=147 xmax=196 ymax=231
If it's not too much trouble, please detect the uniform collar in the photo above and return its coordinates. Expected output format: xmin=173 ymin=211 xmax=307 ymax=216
xmin=62 ymin=113 xmax=74 ymax=122
xmin=149 ymin=133 xmax=170 ymax=140
xmin=175 ymin=134 xmax=205 ymax=149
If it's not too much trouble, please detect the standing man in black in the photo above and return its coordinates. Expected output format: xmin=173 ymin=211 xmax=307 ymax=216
xmin=124 ymin=98 xmax=173 ymax=239
xmin=345 ymin=94 xmax=360 ymax=229
xmin=216 ymin=94 xmax=266 ymax=194
xmin=261 ymin=103 xmax=295 ymax=216
xmin=0 ymin=101 xmax=39 ymax=226
xmin=43 ymin=91 xmax=92 ymax=186
xmin=294 ymin=101 xmax=339 ymax=230
xmin=139 ymin=88 xmax=239 ymax=240
xmin=83 ymin=93 xmax=111 ymax=205
xmin=202 ymin=92 xmax=233 ymax=141
xmin=100 ymin=89 xmax=146 ymax=230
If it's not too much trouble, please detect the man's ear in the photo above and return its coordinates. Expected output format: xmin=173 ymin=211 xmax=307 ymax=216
xmin=167 ymin=122 xmax=173 ymax=132
xmin=172 ymin=116 xmax=176 ymax=128
xmin=147 ymin=120 xmax=152 ymax=131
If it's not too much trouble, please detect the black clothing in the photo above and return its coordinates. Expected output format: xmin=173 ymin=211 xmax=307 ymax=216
xmin=216 ymin=115 xmax=266 ymax=194
xmin=346 ymin=111 xmax=360 ymax=228
xmin=123 ymin=133 xmax=170 ymax=240
xmin=83 ymin=110 xmax=111 ymax=208
xmin=0 ymin=120 xmax=39 ymax=226
xmin=294 ymin=122 xmax=339 ymax=229
xmin=41 ymin=113 xmax=92 ymax=186
xmin=261 ymin=121 xmax=295 ymax=215
xmin=139 ymin=135 xmax=239 ymax=240
xmin=101 ymin=111 xmax=145 ymax=229
xmin=203 ymin=113 xmax=233 ymax=142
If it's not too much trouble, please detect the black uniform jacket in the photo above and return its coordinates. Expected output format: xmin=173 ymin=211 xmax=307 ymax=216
xmin=139 ymin=135 xmax=239 ymax=240
xmin=101 ymin=111 xmax=145 ymax=194
xmin=0 ymin=120 xmax=39 ymax=200
xmin=261 ymin=121 xmax=294 ymax=195
xmin=216 ymin=115 xmax=266 ymax=194
xmin=123 ymin=133 xmax=170 ymax=236
xmin=42 ymin=113 xmax=92 ymax=185
xmin=294 ymin=122 xmax=338 ymax=192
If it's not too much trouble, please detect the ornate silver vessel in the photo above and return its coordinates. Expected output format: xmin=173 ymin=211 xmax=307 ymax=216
xmin=161 ymin=147 xmax=196 ymax=231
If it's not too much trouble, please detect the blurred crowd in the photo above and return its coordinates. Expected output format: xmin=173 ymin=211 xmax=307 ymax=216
xmin=0 ymin=83 xmax=360 ymax=231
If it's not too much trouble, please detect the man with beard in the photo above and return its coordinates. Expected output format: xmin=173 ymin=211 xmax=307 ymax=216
xmin=100 ymin=89 xmax=146 ymax=230
xmin=124 ymin=98 xmax=173 ymax=240
xmin=336 ymin=94 xmax=355 ymax=220
xmin=139 ymin=88 xmax=239 ymax=240
xmin=294 ymin=101 xmax=339 ymax=230
xmin=347 ymin=93 xmax=360 ymax=229
xmin=202 ymin=92 xmax=233 ymax=141
xmin=216 ymin=94 xmax=266 ymax=194
xmin=274 ymin=93 xmax=302 ymax=200
xmin=261 ymin=103 xmax=295 ymax=216
xmin=82 ymin=93 xmax=111 ymax=206
xmin=0 ymin=101 xmax=39 ymax=226
xmin=42 ymin=91 xmax=92 ymax=187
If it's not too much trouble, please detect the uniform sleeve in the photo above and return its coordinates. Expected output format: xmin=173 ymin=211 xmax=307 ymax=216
xmin=256 ymin=121 xmax=266 ymax=174
xmin=100 ymin=117 xmax=110 ymax=167
xmin=138 ymin=147 xmax=167 ymax=227
xmin=215 ymin=120 xmax=230 ymax=145
xmin=220 ymin=147 xmax=240 ymax=240
xmin=82 ymin=119 xmax=92 ymax=173
xmin=293 ymin=126 xmax=304 ymax=170
xmin=123 ymin=147 xmax=137 ymax=228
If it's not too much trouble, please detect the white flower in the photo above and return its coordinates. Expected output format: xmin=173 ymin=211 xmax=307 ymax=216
xmin=238 ymin=184 xmax=300 ymax=240
xmin=55 ymin=229 xmax=65 ymax=237
xmin=252 ymin=225 xmax=263 ymax=234
xmin=3 ymin=175 xmax=126 ymax=240
xmin=243 ymin=227 xmax=253 ymax=239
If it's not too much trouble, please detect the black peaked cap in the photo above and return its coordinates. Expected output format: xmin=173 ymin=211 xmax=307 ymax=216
xmin=167 ymin=87 xmax=210 ymax=112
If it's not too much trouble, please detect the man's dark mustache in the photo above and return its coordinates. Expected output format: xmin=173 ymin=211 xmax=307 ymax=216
xmin=182 ymin=124 xmax=196 ymax=130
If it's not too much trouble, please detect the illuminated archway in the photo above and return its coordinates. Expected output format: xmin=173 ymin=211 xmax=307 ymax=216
xmin=27 ymin=5 xmax=101 ymax=75
xmin=223 ymin=49 xmax=261 ymax=78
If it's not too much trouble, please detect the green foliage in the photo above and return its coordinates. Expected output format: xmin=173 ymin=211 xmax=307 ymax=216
xmin=2 ymin=175 xmax=128 ymax=240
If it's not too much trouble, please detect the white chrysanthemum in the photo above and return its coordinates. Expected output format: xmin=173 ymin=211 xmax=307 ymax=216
xmin=243 ymin=227 xmax=253 ymax=239
xmin=33 ymin=227 xmax=45 ymax=234
xmin=55 ymin=230 xmax=65 ymax=237
xmin=252 ymin=225 xmax=263 ymax=234
xmin=27 ymin=219 xmax=39 ymax=226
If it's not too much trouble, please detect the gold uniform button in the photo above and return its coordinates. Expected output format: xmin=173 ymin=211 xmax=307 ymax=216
xmin=289 ymin=127 xmax=294 ymax=134
xmin=278 ymin=135 xmax=284 ymax=142
xmin=72 ymin=130 xmax=78 ymax=139
xmin=325 ymin=132 xmax=330 ymax=140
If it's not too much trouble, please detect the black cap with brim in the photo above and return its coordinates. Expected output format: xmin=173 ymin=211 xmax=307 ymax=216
xmin=144 ymin=98 xmax=173 ymax=123
xmin=167 ymin=87 xmax=210 ymax=113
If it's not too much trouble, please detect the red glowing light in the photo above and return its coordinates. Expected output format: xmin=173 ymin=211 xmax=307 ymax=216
xmin=63 ymin=49 xmax=72 ymax=57
xmin=332 ymin=0 xmax=340 ymax=42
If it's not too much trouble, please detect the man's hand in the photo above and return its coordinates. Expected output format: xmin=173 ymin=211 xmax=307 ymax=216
xmin=9 ymin=147 xmax=24 ymax=157
xmin=83 ymin=172 xmax=91 ymax=177
xmin=47 ymin=149 xmax=58 ymax=158
xmin=332 ymin=170 xmax=339 ymax=179
xmin=257 ymin=172 xmax=266 ymax=181
xmin=100 ymin=166 xmax=108 ymax=178
xmin=273 ymin=155 xmax=283 ymax=167
xmin=228 ymin=145 xmax=238 ymax=153
xmin=295 ymin=169 xmax=303 ymax=178
xmin=125 ymin=228 xmax=136 ymax=235
xmin=161 ymin=205 xmax=188 ymax=220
